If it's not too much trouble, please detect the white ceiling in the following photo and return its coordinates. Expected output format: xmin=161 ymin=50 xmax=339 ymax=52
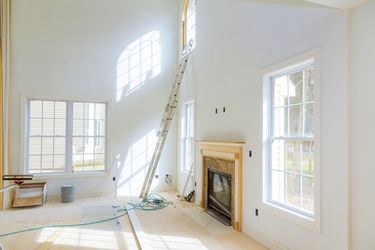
xmin=306 ymin=0 xmax=368 ymax=9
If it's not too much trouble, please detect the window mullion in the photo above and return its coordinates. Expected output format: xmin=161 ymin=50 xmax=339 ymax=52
xmin=301 ymin=71 xmax=306 ymax=208
xmin=52 ymin=101 xmax=56 ymax=172
xmin=269 ymin=78 xmax=275 ymax=202
xmin=26 ymin=100 xmax=31 ymax=174
xmin=40 ymin=101 xmax=44 ymax=173
xmin=66 ymin=101 xmax=73 ymax=173
xmin=284 ymin=141 xmax=287 ymax=204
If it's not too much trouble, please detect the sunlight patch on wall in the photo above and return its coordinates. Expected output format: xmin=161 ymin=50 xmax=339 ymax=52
xmin=116 ymin=129 xmax=159 ymax=196
xmin=116 ymin=31 xmax=161 ymax=102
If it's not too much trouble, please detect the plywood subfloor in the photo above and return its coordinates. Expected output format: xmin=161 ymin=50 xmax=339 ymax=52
xmin=0 ymin=193 xmax=267 ymax=250
xmin=129 ymin=192 xmax=267 ymax=250
xmin=0 ymin=197 xmax=137 ymax=250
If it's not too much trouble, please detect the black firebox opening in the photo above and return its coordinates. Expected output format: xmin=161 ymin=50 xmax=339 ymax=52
xmin=206 ymin=168 xmax=232 ymax=226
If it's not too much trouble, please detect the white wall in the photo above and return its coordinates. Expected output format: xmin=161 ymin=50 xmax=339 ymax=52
xmin=10 ymin=0 xmax=179 ymax=197
xmin=178 ymin=0 xmax=349 ymax=249
xmin=349 ymin=2 xmax=375 ymax=250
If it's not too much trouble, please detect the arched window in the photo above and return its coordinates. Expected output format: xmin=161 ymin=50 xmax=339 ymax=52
xmin=182 ymin=0 xmax=196 ymax=50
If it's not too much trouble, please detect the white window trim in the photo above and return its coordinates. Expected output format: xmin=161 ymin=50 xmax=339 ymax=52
xmin=261 ymin=48 xmax=321 ymax=232
xmin=180 ymin=99 xmax=196 ymax=173
xmin=21 ymin=97 xmax=112 ymax=178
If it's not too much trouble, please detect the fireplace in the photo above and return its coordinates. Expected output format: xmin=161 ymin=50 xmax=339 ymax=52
xmin=197 ymin=141 xmax=244 ymax=231
xmin=207 ymin=168 xmax=232 ymax=225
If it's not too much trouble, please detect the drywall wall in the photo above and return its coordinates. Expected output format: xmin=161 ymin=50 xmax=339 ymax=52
xmin=178 ymin=0 xmax=349 ymax=249
xmin=349 ymin=2 xmax=375 ymax=249
xmin=10 ymin=0 xmax=179 ymax=197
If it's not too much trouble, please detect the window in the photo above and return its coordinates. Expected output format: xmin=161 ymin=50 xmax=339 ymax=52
xmin=28 ymin=100 xmax=67 ymax=174
xmin=182 ymin=0 xmax=196 ymax=50
xmin=263 ymin=53 xmax=319 ymax=228
xmin=181 ymin=101 xmax=195 ymax=172
xmin=26 ymin=100 xmax=107 ymax=175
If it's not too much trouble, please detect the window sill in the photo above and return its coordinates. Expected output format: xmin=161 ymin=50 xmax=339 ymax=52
xmin=261 ymin=201 xmax=320 ymax=232
xmin=32 ymin=171 xmax=110 ymax=180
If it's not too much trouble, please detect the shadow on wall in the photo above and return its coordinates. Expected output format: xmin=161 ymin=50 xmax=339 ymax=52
xmin=116 ymin=31 xmax=161 ymax=102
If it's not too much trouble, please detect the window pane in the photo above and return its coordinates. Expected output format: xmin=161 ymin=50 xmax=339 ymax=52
xmin=54 ymin=155 xmax=65 ymax=169
xmin=29 ymin=137 xmax=41 ymax=155
xmin=272 ymin=140 xmax=285 ymax=171
xmin=95 ymin=138 xmax=105 ymax=154
xmin=286 ymin=141 xmax=301 ymax=173
xmin=73 ymin=119 xmax=84 ymax=136
xmin=30 ymin=119 xmax=42 ymax=136
xmin=302 ymin=176 xmax=314 ymax=212
xmin=42 ymin=119 xmax=54 ymax=136
xmin=73 ymin=103 xmax=84 ymax=119
xmin=30 ymin=100 xmax=43 ymax=118
xmin=41 ymin=155 xmax=53 ymax=169
xmin=95 ymin=103 xmax=106 ymax=119
xmin=84 ymin=120 xmax=95 ymax=136
xmin=85 ymin=103 xmax=95 ymax=120
xmin=55 ymin=102 xmax=66 ymax=119
xmin=273 ymin=107 xmax=287 ymax=137
xmin=305 ymin=68 xmax=314 ymax=102
xmin=73 ymin=154 xmax=84 ymax=171
xmin=302 ymin=141 xmax=314 ymax=176
xmin=272 ymin=170 xmax=285 ymax=203
xmin=84 ymin=154 xmax=95 ymax=167
xmin=289 ymin=105 xmax=303 ymax=136
xmin=95 ymin=154 xmax=105 ymax=170
xmin=286 ymin=173 xmax=301 ymax=208
xmin=304 ymin=104 xmax=314 ymax=136
xmin=288 ymin=72 xmax=303 ymax=105
xmin=85 ymin=138 xmax=95 ymax=154
xmin=96 ymin=120 xmax=106 ymax=136
xmin=54 ymin=138 xmax=66 ymax=155
xmin=55 ymin=119 xmax=66 ymax=136
xmin=42 ymin=137 xmax=54 ymax=155
xmin=29 ymin=156 xmax=41 ymax=170
xmin=273 ymin=76 xmax=288 ymax=107
xmin=43 ymin=101 xmax=55 ymax=118
xmin=73 ymin=137 xmax=84 ymax=154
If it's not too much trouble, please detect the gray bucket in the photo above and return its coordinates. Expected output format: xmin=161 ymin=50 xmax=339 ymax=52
xmin=61 ymin=185 xmax=75 ymax=203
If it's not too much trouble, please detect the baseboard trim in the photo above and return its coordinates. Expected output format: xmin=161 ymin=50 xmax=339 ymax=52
xmin=242 ymin=224 xmax=288 ymax=250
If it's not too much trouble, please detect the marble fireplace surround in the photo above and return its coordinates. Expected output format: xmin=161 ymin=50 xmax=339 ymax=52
xmin=197 ymin=141 xmax=244 ymax=231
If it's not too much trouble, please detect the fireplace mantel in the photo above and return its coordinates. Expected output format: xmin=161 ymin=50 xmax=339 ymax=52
xmin=197 ymin=140 xmax=244 ymax=231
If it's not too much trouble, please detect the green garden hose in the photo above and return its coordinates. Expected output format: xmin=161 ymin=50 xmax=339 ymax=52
xmin=0 ymin=193 xmax=170 ymax=238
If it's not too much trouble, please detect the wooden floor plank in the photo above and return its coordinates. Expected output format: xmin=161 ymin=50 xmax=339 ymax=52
xmin=126 ymin=204 xmax=151 ymax=250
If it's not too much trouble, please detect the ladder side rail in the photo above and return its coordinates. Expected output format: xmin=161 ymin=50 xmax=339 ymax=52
xmin=141 ymin=96 xmax=181 ymax=197
xmin=139 ymin=52 xmax=191 ymax=198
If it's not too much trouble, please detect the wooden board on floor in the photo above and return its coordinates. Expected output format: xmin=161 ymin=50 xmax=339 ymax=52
xmin=126 ymin=204 xmax=152 ymax=250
